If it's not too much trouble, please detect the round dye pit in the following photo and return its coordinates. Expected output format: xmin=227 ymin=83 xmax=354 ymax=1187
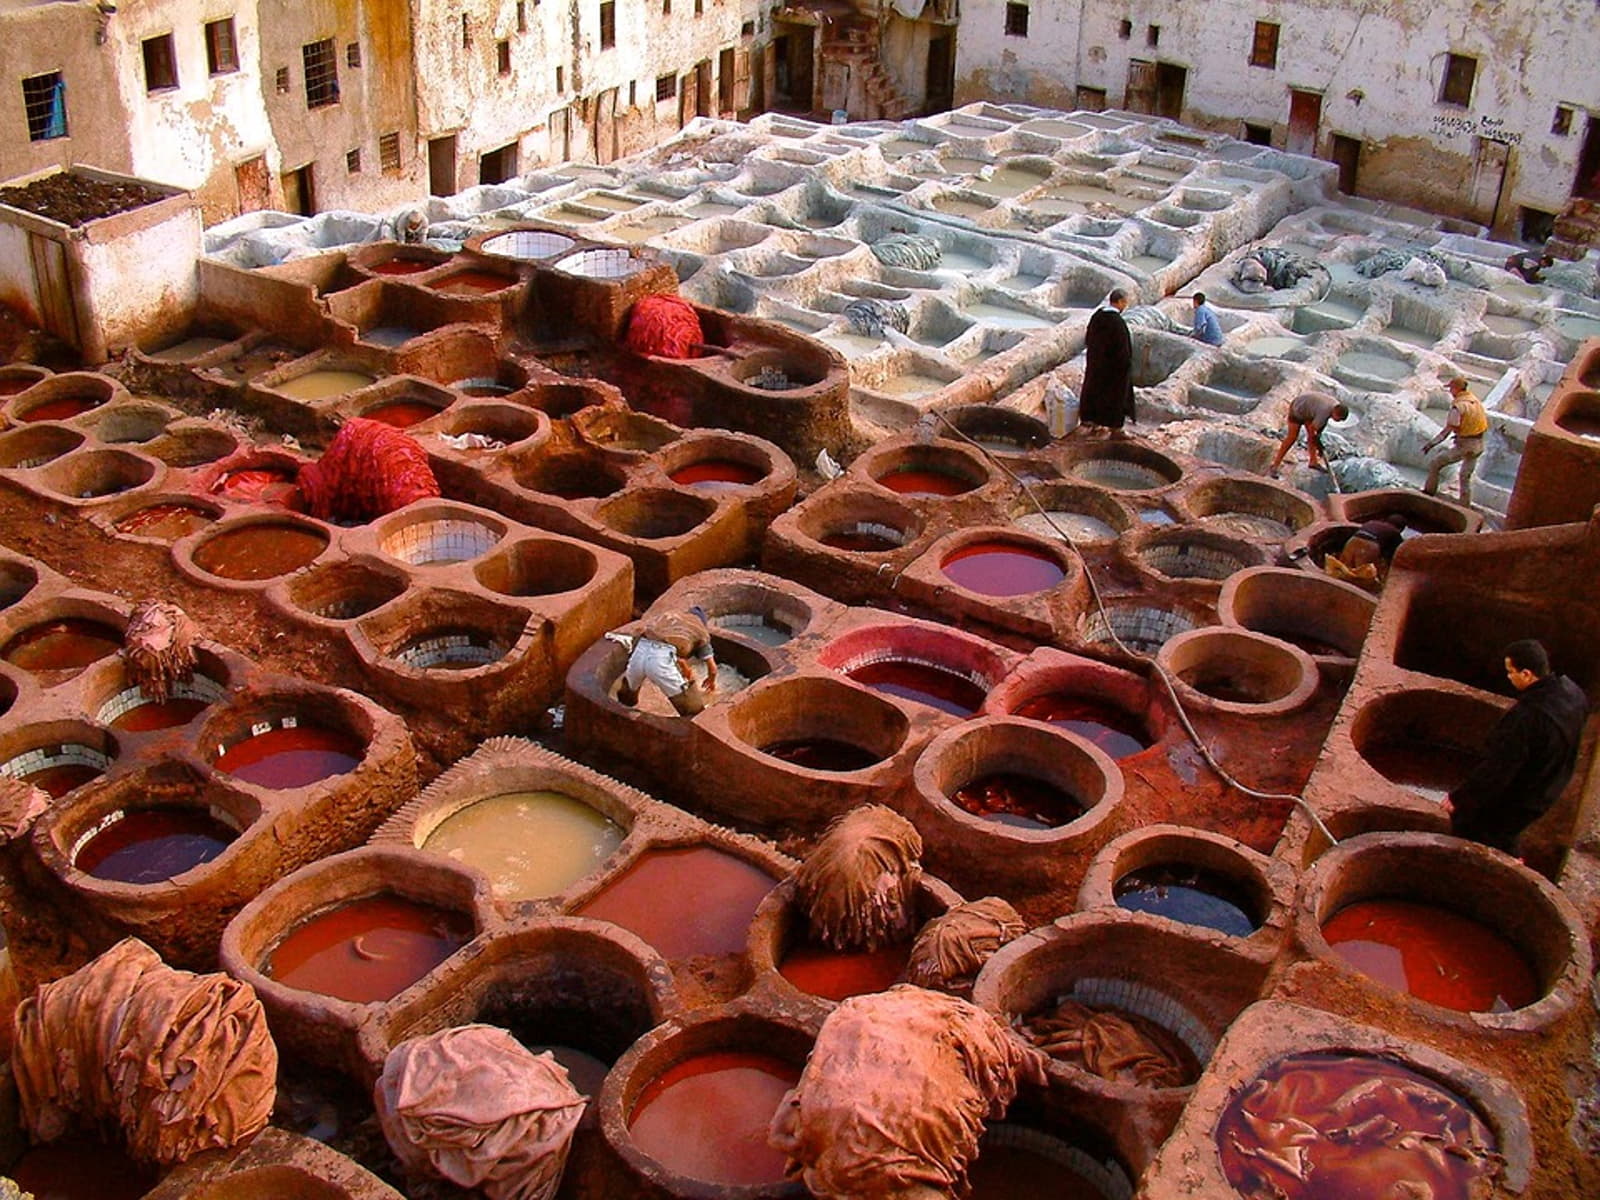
xmin=1114 ymin=864 xmax=1260 ymax=937
xmin=1217 ymin=1053 xmax=1500 ymax=1200
xmin=941 ymin=541 xmax=1066 ymax=596
xmin=432 ymin=269 xmax=516 ymax=295
xmin=274 ymin=369 xmax=377 ymax=400
xmin=877 ymin=468 xmax=976 ymax=496
xmin=101 ymin=678 xmax=223 ymax=732
xmin=6 ymin=746 xmax=110 ymax=798
xmin=114 ymin=502 xmax=216 ymax=541
xmin=845 ymin=658 xmax=987 ymax=716
xmin=952 ymin=772 xmax=1086 ymax=830
xmin=264 ymin=892 xmax=472 ymax=1003
xmin=392 ymin=628 xmax=508 ymax=671
xmin=192 ymin=524 xmax=328 ymax=581
xmin=1320 ymin=899 xmax=1538 ymax=1013
xmin=74 ymin=807 xmax=238 ymax=884
xmin=668 ymin=459 xmax=766 ymax=490
xmin=214 ymin=724 xmax=363 ymax=789
xmin=1014 ymin=509 xmax=1119 ymax=542
xmin=2 ymin=618 xmax=121 ymax=678
xmin=17 ymin=394 xmax=104 ymax=423
xmin=1359 ymin=741 xmax=1476 ymax=802
xmin=363 ymin=399 xmax=447 ymax=427
xmin=969 ymin=1127 xmax=1131 ymax=1200
xmin=779 ymin=939 xmax=910 ymax=1002
xmin=1017 ymin=991 xmax=1203 ymax=1087
xmin=759 ymin=738 xmax=883 ymax=772
xmin=575 ymin=846 xmax=776 ymax=960
xmin=820 ymin=524 xmax=905 ymax=552
xmin=1011 ymin=693 xmax=1150 ymax=759
xmin=367 ymin=257 xmax=435 ymax=275
xmin=710 ymin=612 xmax=797 ymax=646
xmin=9 ymin=1134 xmax=160 ymax=1200
xmin=627 ymin=1052 xmax=800 ymax=1187
xmin=420 ymin=791 xmax=624 ymax=900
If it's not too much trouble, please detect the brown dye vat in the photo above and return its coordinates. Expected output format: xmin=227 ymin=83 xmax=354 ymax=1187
xmin=419 ymin=790 xmax=623 ymax=901
xmin=18 ymin=395 xmax=101 ymax=422
xmin=942 ymin=542 xmax=1066 ymax=595
xmin=953 ymin=772 xmax=1086 ymax=830
xmin=669 ymin=459 xmax=766 ymax=490
xmin=1359 ymin=742 xmax=1475 ymax=801
xmin=364 ymin=400 xmax=445 ymax=428
xmin=10 ymin=1134 xmax=160 ymax=1200
xmin=111 ymin=696 xmax=210 ymax=732
xmin=3 ymin=618 xmax=121 ymax=677
xmin=24 ymin=762 xmax=106 ymax=797
xmin=276 ymin=369 xmax=377 ymax=400
xmin=1216 ymin=1053 xmax=1499 ymax=1200
xmin=264 ymin=892 xmax=472 ymax=1003
xmin=432 ymin=269 xmax=516 ymax=294
xmin=1559 ymin=413 xmax=1600 ymax=438
xmin=114 ymin=502 xmax=216 ymax=541
xmin=214 ymin=725 xmax=362 ymax=788
xmin=457 ymin=379 xmax=514 ymax=397
xmin=779 ymin=940 xmax=909 ymax=1001
xmin=759 ymin=738 xmax=883 ymax=771
xmin=575 ymin=846 xmax=776 ymax=960
xmin=878 ymin=468 xmax=975 ymax=496
xmin=821 ymin=529 xmax=902 ymax=552
xmin=0 ymin=374 xmax=43 ymax=396
xmin=368 ymin=258 xmax=434 ymax=275
xmin=193 ymin=525 xmax=328 ymax=580
xmin=1114 ymin=865 xmax=1260 ymax=938
xmin=627 ymin=1051 xmax=800 ymax=1187
xmin=846 ymin=658 xmax=986 ymax=716
xmin=1012 ymin=694 xmax=1149 ymax=759
xmin=74 ymin=807 xmax=237 ymax=884
xmin=1320 ymin=899 xmax=1538 ymax=1013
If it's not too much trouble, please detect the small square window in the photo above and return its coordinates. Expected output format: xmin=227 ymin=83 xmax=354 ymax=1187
xmin=379 ymin=131 xmax=402 ymax=172
xmin=1004 ymin=3 xmax=1029 ymax=37
xmin=1553 ymin=105 xmax=1575 ymax=136
xmin=1439 ymin=53 xmax=1476 ymax=107
xmin=517 ymin=1 xmax=528 ymax=32
xmin=556 ymin=65 xmax=565 ymax=91
xmin=1520 ymin=206 xmax=1555 ymax=243
xmin=1250 ymin=21 xmax=1279 ymax=69
xmin=1146 ymin=24 xmax=1159 ymax=47
xmin=656 ymin=73 xmax=677 ymax=101
xmin=1118 ymin=18 xmax=1132 ymax=39
xmin=498 ymin=39 xmax=512 ymax=74
xmin=275 ymin=66 xmax=290 ymax=94
xmin=628 ymin=80 xmax=637 ymax=106
xmin=1243 ymin=121 xmax=1272 ymax=145
xmin=600 ymin=1 xmax=616 ymax=48
xmin=346 ymin=42 xmax=362 ymax=69
xmin=22 ymin=72 xmax=67 ymax=142
xmin=143 ymin=34 xmax=178 ymax=93
xmin=205 ymin=19 xmax=239 ymax=75
xmin=461 ymin=13 xmax=472 ymax=47
xmin=741 ymin=19 xmax=754 ymax=36
xmin=346 ymin=148 xmax=362 ymax=173
xmin=302 ymin=39 xmax=339 ymax=108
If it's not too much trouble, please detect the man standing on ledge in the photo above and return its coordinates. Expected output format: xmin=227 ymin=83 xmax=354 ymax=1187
xmin=1269 ymin=391 xmax=1348 ymax=478
xmin=1422 ymin=376 xmax=1488 ymax=508
xmin=1190 ymin=292 xmax=1224 ymax=346
xmin=1449 ymin=639 xmax=1587 ymax=858
xmin=616 ymin=605 xmax=718 ymax=716
xmin=1080 ymin=289 xmax=1136 ymax=439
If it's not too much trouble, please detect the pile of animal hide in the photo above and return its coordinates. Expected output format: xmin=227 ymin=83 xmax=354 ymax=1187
xmin=0 ymin=777 xmax=47 ymax=843
xmin=1013 ymin=997 xmax=1192 ymax=1088
xmin=793 ymin=805 xmax=923 ymax=950
xmin=905 ymin=897 xmax=1026 ymax=997
xmin=870 ymin=233 xmax=943 ymax=271
xmin=120 ymin=601 xmax=197 ymax=704
xmin=297 ymin=417 xmax=441 ymax=521
xmin=844 ymin=298 xmax=911 ymax=339
xmin=623 ymin=293 xmax=705 ymax=359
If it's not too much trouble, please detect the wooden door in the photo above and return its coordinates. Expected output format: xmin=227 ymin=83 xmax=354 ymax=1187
xmin=427 ymin=136 xmax=457 ymax=195
xmin=1154 ymin=62 xmax=1186 ymax=119
xmin=1470 ymin=136 xmax=1510 ymax=227
xmin=234 ymin=155 xmax=270 ymax=214
xmin=26 ymin=233 xmax=76 ymax=347
xmin=1124 ymin=60 xmax=1156 ymax=114
xmin=1287 ymin=89 xmax=1321 ymax=156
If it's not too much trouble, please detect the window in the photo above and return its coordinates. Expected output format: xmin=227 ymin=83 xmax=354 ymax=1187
xmin=1250 ymin=21 xmax=1279 ymax=69
xmin=517 ymin=1 xmax=527 ymax=32
xmin=346 ymin=42 xmax=362 ymax=68
xmin=656 ymin=73 xmax=677 ymax=101
xmin=379 ymin=131 xmax=402 ymax=172
xmin=346 ymin=148 xmax=362 ymax=173
xmin=600 ymin=1 xmax=615 ymax=48
xmin=497 ymin=40 xmax=512 ymax=74
xmin=22 ymin=72 xmax=67 ymax=141
xmin=461 ymin=14 xmax=472 ymax=47
xmin=302 ymin=39 xmax=339 ymax=108
xmin=1118 ymin=19 xmax=1132 ymax=39
xmin=555 ymin=65 xmax=565 ymax=91
xmin=1243 ymin=121 xmax=1272 ymax=145
xmin=1004 ymin=3 xmax=1029 ymax=37
xmin=1076 ymin=85 xmax=1106 ymax=111
xmin=628 ymin=80 xmax=637 ymax=105
xmin=663 ymin=0 xmax=671 ymax=12
xmin=694 ymin=0 xmax=704 ymax=15
xmin=1439 ymin=53 xmax=1476 ymax=107
xmin=1520 ymin=207 xmax=1555 ymax=243
xmin=741 ymin=20 xmax=754 ymax=36
xmin=143 ymin=34 xmax=178 ymax=92
xmin=1146 ymin=24 xmax=1159 ymax=47
xmin=1553 ymin=105 xmax=1575 ymax=136
xmin=479 ymin=142 xmax=518 ymax=185
xmin=275 ymin=66 xmax=290 ymax=93
xmin=205 ymin=19 xmax=239 ymax=75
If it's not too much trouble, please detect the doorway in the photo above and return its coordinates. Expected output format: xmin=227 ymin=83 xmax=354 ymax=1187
xmin=1154 ymin=62 xmax=1186 ymax=120
xmin=1124 ymin=59 xmax=1156 ymax=114
xmin=281 ymin=165 xmax=314 ymax=216
xmin=428 ymin=135 xmax=458 ymax=195
xmin=771 ymin=24 xmax=814 ymax=112
xmin=1576 ymin=115 xmax=1600 ymax=200
xmin=234 ymin=156 xmax=270 ymax=214
xmin=1330 ymin=134 xmax=1361 ymax=194
xmin=1470 ymin=136 xmax=1510 ymax=227
xmin=719 ymin=48 xmax=736 ymax=115
xmin=1287 ymin=89 xmax=1321 ymax=157
xmin=694 ymin=59 xmax=713 ymax=118
xmin=478 ymin=142 xmax=518 ymax=185
xmin=925 ymin=33 xmax=954 ymax=114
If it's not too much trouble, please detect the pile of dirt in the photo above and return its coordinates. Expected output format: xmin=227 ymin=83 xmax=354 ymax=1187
xmin=0 ymin=172 xmax=170 ymax=227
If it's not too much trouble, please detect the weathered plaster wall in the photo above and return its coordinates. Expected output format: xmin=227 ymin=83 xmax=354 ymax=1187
xmin=77 ymin=200 xmax=204 ymax=358
xmin=956 ymin=0 xmax=1600 ymax=234
xmin=0 ymin=223 xmax=42 ymax=331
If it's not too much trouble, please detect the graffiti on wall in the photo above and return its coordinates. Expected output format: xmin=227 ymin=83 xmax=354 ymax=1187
xmin=1432 ymin=112 xmax=1524 ymax=146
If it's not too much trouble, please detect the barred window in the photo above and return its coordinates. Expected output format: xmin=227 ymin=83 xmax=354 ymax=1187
xmin=379 ymin=131 xmax=402 ymax=172
xmin=656 ymin=73 xmax=676 ymax=101
xmin=302 ymin=39 xmax=339 ymax=108
xmin=205 ymin=19 xmax=239 ymax=75
xmin=346 ymin=42 xmax=362 ymax=69
xmin=143 ymin=34 xmax=178 ymax=92
xmin=1249 ymin=21 xmax=1279 ymax=69
xmin=22 ymin=72 xmax=67 ymax=142
xmin=346 ymin=148 xmax=362 ymax=173
xmin=275 ymin=66 xmax=290 ymax=93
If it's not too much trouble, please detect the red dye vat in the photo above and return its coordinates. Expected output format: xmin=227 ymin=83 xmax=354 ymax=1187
xmin=1217 ymin=1052 xmax=1500 ymax=1200
xmin=192 ymin=524 xmax=327 ymax=581
xmin=0 ymin=376 xmax=40 ymax=396
xmin=23 ymin=763 xmax=104 ymax=798
xmin=575 ymin=846 xmax=776 ymax=960
xmin=265 ymin=893 xmax=472 ymax=1003
xmin=1321 ymin=899 xmax=1539 ymax=1012
xmin=3 ymin=618 xmax=121 ymax=677
xmin=110 ymin=695 xmax=209 ymax=732
xmin=211 ymin=466 xmax=298 ymax=504
xmin=114 ymin=503 xmax=215 ymax=541
xmin=1360 ymin=742 xmax=1475 ymax=802
xmin=846 ymin=659 xmax=986 ymax=716
xmin=1013 ymin=693 xmax=1150 ymax=759
xmin=759 ymin=738 xmax=883 ymax=772
xmin=10 ymin=1135 xmax=159 ymax=1200
xmin=952 ymin=772 xmax=1085 ymax=830
xmin=877 ymin=468 xmax=973 ymax=496
xmin=628 ymin=1051 xmax=800 ymax=1187
xmin=368 ymin=258 xmax=433 ymax=275
xmin=821 ymin=529 xmax=901 ymax=552
xmin=364 ymin=400 xmax=444 ymax=428
xmin=19 ymin=395 xmax=100 ymax=423
xmin=75 ymin=807 xmax=237 ymax=884
xmin=669 ymin=459 xmax=765 ymax=490
xmin=941 ymin=542 xmax=1066 ymax=596
xmin=214 ymin=725 xmax=363 ymax=788
xmin=780 ymin=940 xmax=909 ymax=1001
xmin=433 ymin=269 xmax=515 ymax=294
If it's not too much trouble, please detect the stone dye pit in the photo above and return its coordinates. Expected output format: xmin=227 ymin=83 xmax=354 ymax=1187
xmin=0 ymin=99 xmax=1596 ymax=1200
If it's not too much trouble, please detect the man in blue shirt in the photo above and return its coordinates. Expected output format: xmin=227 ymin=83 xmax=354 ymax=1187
xmin=1190 ymin=293 xmax=1223 ymax=346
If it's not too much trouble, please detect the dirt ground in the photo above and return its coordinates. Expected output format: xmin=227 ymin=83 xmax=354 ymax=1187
xmin=0 ymin=173 xmax=169 ymax=227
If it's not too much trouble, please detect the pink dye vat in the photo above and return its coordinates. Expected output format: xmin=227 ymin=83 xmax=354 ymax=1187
xmin=628 ymin=1051 xmax=800 ymax=1187
xmin=575 ymin=846 xmax=776 ymax=960
xmin=265 ymin=892 xmax=472 ymax=1003
xmin=214 ymin=725 xmax=363 ymax=788
xmin=941 ymin=542 xmax=1066 ymax=595
xmin=846 ymin=658 xmax=986 ymax=716
xmin=1012 ymin=693 xmax=1150 ymax=759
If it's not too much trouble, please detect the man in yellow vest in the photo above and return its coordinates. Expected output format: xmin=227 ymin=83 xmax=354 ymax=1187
xmin=1422 ymin=377 xmax=1489 ymax=507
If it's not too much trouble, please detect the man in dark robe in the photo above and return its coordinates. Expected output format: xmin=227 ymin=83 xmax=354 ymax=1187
xmin=1080 ymin=289 xmax=1135 ymax=437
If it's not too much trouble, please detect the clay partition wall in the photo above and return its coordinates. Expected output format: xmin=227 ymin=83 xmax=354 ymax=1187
xmin=0 ymin=555 xmax=417 ymax=981
xmin=148 ymin=1128 xmax=404 ymax=1200
xmin=1506 ymin=337 xmax=1600 ymax=529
